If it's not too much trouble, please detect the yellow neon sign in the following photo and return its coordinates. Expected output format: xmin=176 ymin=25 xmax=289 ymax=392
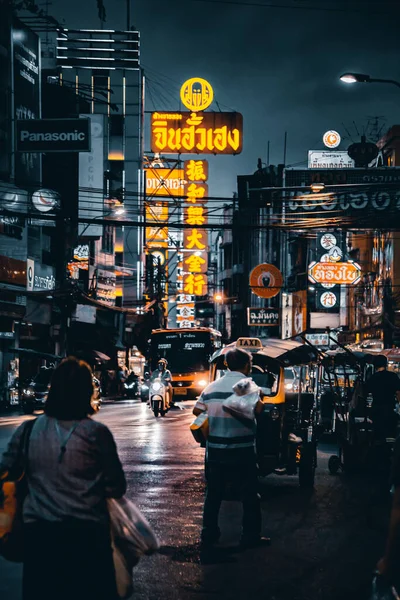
xmin=180 ymin=77 xmax=214 ymax=112
xmin=151 ymin=112 xmax=243 ymax=155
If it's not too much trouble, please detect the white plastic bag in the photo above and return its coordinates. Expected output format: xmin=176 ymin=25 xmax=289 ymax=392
xmin=222 ymin=378 xmax=260 ymax=421
xmin=108 ymin=497 xmax=160 ymax=559
xmin=108 ymin=497 xmax=160 ymax=597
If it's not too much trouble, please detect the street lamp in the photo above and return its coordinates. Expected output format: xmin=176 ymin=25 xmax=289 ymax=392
xmin=340 ymin=72 xmax=400 ymax=89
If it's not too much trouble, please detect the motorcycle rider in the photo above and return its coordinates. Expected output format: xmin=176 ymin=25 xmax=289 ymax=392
xmin=150 ymin=359 xmax=173 ymax=408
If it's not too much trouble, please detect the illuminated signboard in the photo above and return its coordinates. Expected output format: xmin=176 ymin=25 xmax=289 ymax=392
xmin=185 ymin=182 xmax=208 ymax=202
xmin=308 ymin=261 xmax=361 ymax=285
xmin=183 ymin=252 xmax=207 ymax=274
xmin=183 ymin=228 xmax=208 ymax=252
xmin=146 ymin=203 xmax=168 ymax=248
xmin=151 ymin=112 xmax=243 ymax=155
xmin=184 ymin=159 xmax=209 ymax=182
xmin=180 ymin=78 xmax=214 ymax=112
xmin=184 ymin=205 xmax=207 ymax=227
xmin=145 ymin=168 xmax=185 ymax=197
xmin=323 ymin=130 xmax=341 ymax=149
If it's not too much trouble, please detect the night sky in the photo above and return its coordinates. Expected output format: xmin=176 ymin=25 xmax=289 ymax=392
xmin=50 ymin=0 xmax=400 ymax=198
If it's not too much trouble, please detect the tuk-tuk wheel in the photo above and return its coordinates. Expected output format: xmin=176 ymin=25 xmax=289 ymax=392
xmin=299 ymin=443 xmax=316 ymax=488
xmin=328 ymin=455 xmax=341 ymax=475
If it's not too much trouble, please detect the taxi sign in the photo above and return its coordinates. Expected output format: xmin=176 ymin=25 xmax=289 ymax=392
xmin=236 ymin=338 xmax=263 ymax=350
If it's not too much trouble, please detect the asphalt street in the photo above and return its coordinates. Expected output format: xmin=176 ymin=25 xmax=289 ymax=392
xmin=0 ymin=401 xmax=393 ymax=600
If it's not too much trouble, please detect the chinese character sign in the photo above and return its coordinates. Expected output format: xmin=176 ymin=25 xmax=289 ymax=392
xmin=184 ymin=159 xmax=209 ymax=182
xmin=151 ymin=112 xmax=243 ymax=155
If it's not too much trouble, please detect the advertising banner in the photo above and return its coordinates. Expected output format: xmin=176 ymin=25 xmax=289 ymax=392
xmin=16 ymin=118 xmax=90 ymax=153
xmin=283 ymin=168 xmax=400 ymax=226
xmin=145 ymin=168 xmax=184 ymax=197
xmin=308 ymin=151 xmax=354 ymax=169
xmin=248 ymin=308 xmax=279 ymax=326
xmin=292 ymin=290 xmax=307 ymax=335
xmin=281 ymin=292 xmax=292 ymax=339
xmin=79 ymin=114 xmax=105 ymax=237
xmin=12 ymin=18 xmax=41 ymax=187
xmin=26 ymin=258 xmax=55 ymax=292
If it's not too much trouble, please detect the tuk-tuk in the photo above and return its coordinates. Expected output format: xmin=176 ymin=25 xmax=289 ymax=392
xmin=322 ymin=349 xmax=380 ymax=474
xmin=380 ymin=348 xmax=400 ymax=377
xmin=318 ymin=349 xmax=373 ymax=434
xmin=209 ymin=337 xmax=320 ymax=488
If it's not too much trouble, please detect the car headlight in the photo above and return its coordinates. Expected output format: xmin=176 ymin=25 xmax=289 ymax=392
xmin=23 ymin=388 xmax=34 ymax=396
xmin=152 ymin=382 xmax=162 ymax=392
xmin=125 ymin=383 xmax=134 ymax=389
xmin=285 ymin=383 xmax=294 ymax=390
xmin=198 ymin=379 xmax=208 ymax=388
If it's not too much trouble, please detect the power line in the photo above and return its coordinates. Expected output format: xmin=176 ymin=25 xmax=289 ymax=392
xmin=137 ymin=0 xmax=392 ymax=14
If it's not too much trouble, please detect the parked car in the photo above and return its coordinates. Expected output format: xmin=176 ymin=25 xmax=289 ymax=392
xmin=21 ymin=367 xmax=102 ymax=414
xmin=20 ymin=367 xmax=53 ymax=414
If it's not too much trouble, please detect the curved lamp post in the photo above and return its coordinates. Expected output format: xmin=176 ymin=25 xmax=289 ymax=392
xmin=340 ymin=73 xmax=400 ymax=89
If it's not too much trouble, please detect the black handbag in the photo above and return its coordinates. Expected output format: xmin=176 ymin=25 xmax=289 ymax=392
xmin=0 ymin=419 xmax=36 ymax=562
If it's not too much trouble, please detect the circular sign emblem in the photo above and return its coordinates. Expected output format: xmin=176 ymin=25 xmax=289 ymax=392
xmin=320 ymin=291 xmax=337 ymax=308
xmin=249 ymin=263 xmax=283 ymax=299
xmin=328 ymin=246 xmax=343 ymax=262
xmin=320 ymin=233 xmax=337 ymax=250
xmin=180 ymin=78 xmax=214 ymax=112
xmin=323 ymin=130 xmax=341 ymax=149
xmin=150 ymin=250 xmax=166 ymax=266
xmin=32 ymin=189 xmax=60 ymax=213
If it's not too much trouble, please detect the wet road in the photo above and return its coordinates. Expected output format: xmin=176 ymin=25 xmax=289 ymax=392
xmin=0 ymin=402 xmax=393 ymax=600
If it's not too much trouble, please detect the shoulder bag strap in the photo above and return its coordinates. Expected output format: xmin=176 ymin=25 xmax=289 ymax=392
xmin=17 ymin=419 xmax=36 ymax=477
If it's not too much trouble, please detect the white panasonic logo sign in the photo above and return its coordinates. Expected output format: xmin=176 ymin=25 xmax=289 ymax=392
xmin=20 ymin=130 xmax=86 ymax=142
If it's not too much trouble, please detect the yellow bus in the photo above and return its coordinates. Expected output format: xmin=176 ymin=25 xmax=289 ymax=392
xmin=150 ymin=327 xmax=222 ymax=400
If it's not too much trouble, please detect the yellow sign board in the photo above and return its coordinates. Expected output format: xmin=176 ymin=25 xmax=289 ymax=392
xmin=145 ymin=168 xmax=184 ymax=197
xmin=151 ymin=112 xmax=243 ymax=155
xmin=180 ymin=78 xmax=214 ymax=112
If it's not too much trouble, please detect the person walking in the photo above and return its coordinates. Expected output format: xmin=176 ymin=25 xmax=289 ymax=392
xmin=193 ymin=347 xmax=270 ymax=550
xmin=364 ymin=355 xmax=400 ymax=442
xmin=0 ymin=357 xmax=127 ymax=600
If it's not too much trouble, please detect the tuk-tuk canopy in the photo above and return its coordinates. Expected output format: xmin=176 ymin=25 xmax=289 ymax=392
xmin=322 ymin=348 xmax=373 ymax=368
xmin=379 ymin=348 xmax=400 ymax=362
xmin=211 ymin=338 xmax=319 ymax=367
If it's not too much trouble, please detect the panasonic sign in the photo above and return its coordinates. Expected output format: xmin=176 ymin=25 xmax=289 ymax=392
xmin=16 ymin=118 xmax=90 ymax=152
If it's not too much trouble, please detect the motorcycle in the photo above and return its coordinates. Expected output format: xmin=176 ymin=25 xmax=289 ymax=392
xmin=150 ymin=378 xmax=169 ymax=417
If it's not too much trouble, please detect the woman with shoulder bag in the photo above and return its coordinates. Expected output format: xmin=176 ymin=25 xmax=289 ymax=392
xmin=0 ymin=357 xmax=127 ymax=600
